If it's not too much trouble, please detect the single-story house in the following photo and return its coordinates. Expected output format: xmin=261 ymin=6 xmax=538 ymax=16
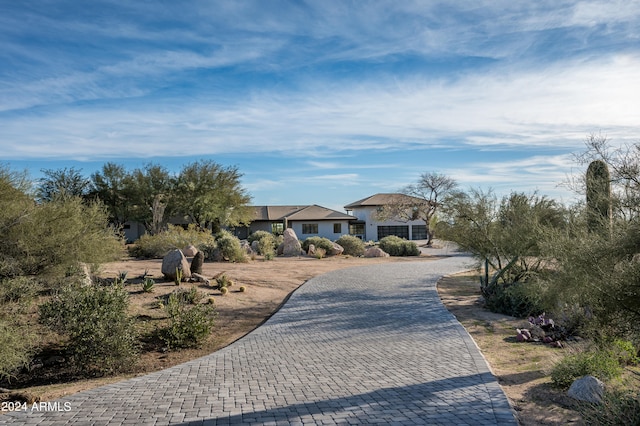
xmin=234 ymin=205 xmax=358 ymax=240
xmin=344 ymin=193 xmax=428 ymax=241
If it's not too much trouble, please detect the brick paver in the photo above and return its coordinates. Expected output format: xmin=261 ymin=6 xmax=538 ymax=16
xmin=1 ymin=255 xmax=517 ymax=425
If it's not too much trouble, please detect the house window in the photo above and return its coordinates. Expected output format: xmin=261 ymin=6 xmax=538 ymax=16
xmin=411 ymin=225 xmax=427 ymax=240
xmin=333 ymin=223 xmax=342 ymax=234
xmin=377 ymin=225 xmax=409 ymax=240
xmin=302 ymin=224 xmax=318 ymax=234
xmin=271 ymin=223 xmax=284 ymax=234
xmin=349 ymin=223 xmax=365 ymax=236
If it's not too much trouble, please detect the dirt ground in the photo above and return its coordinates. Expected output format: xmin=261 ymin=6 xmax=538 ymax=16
xmin=437 ymin=274 xmax=582 ymax=425
xmin=5 ymin=252 xmax=582 ymax=424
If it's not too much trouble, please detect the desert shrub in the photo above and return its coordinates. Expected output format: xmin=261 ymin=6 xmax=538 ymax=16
xmin=580 ymin=389 xmax=640 ymax=425
xmin=129 ymin=224 xmax=215 ymax=258
xmin=551 ymin=349 xmax=622 ymax=388
xmin=611 ymin=339 xmax=640 ymax=366
xmin=302 ymin=236 xmax=334 ymax=254
xmin=378 ymin=236 xmax=420 ymax=256
xmin=39 ymin=283 xmax=139 ymax=375
xmin=169 ymin=286 xmax=203 ymax=305
xmin=335 ymin=235 xmax=365 ymax=257
xmin=314 ymin=248 xmax=327 ymax=259
xmin=0 ymin=319 xmax=34 ymax=380
xmin=215 ymin=274 xmax=232 ymax=289
xmin=0 ymin=276 xmax=39 ymax=306
xmin=248 ymin=230 xmax=277 ymax=258
xmin=161 ymin=293 xmax=216 ymax=349
xmin=141 ymin=277 xmax=155 ymax=293
xmin=214 ymin=230 xmax=247 ymax=262
xmin=249 ymin=231 xmax=278 ymax=260
xmin=2 ymin=196 xmax=123 ymax=280
xmin=483 ymin=280 xmax=548 ymax=318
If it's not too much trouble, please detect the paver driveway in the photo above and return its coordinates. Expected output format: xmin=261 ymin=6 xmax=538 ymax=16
xmin=1 ymin=255 xmax=517 ymax=425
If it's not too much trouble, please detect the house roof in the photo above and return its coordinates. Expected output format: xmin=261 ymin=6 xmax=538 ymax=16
xmin=344 ymin=193 xmax=425 ymax=209
xmin=251 ymin=205 xmax=356 ymax=221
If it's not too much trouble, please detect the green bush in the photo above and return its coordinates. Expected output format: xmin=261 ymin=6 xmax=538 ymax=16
xmin=378 ymin=236 xmax=420 ymax=256
xmin=483 ymin=280 xmax=548 ymax=318
xmin=2 ymin=196 xmax=123 ymax=279
xmin=248 ymin=230 xmax=277 ymax=258
xmin=129 ymin=224 xmax=216 ymax=258
xmin=165 ymin=286 xmax=203 ymax=305
xmin=302 ymin=236 xmax=334 ymax=254
xmin=161 ymin=293 xmax=216 ymax=349
xmin=580 ymin=389 xmax=640 ymax=425
xmin=551 ymin=349 xmax=622 ymax=389
xmin=335 ymin=235 xmax=365 ymax=256
xmin=214 ymin=230 xmax=247 ymax=262
xmin=0 ymin=319 xmax=34 ymax=380
xmin=611 ymin=339 xmax=640 ymax=365
xmin=0 ymin=276 xmax=39 ymax=305
xmin=39 ymin=283 xmax=139 ymax=375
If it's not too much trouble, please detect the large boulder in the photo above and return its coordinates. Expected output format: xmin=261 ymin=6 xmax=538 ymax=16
xmin=281 ymin=228 xmax=303 ymax=256
xmin=364 ymin=247 xmax=390 ymax=258
xmin=190 ymin=251 xmax=204 ymax=275
xmin=162 ymin=249 xmax=192 ymax=282
xmin=330 ymin=242 xmax=344 ymax=256
xmin=568 ymin=375 xmax=605 ymax=404
xmin=183 ymin=245 xmax=198 ymax=257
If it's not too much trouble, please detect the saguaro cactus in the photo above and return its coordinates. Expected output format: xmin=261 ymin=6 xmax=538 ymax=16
xmin=586 ymin=160 xmax=611 ymax=233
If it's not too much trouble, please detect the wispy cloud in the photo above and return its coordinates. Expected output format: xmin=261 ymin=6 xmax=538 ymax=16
xmin=1 ymin=1 xmax=639 ymax=206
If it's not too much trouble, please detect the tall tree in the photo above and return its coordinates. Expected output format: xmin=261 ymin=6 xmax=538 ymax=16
xmin=37 ymin=167 xmax=91 ymax=202
xmin=127 ymin=163 xmax=176 ymax=235
xmin=175 ymin=160 xmax=252 ymax=232
xmin=89 ymin=162 xmax=131 ymax=227
xmin=377 ymin=172 xmax=457 ymax=246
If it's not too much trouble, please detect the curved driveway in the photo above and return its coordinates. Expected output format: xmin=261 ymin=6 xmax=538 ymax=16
xmin=2 ymin=255 xmax=517 ymax=425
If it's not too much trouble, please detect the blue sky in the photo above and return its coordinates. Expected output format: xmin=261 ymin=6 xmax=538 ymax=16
xmin=1 ymin=1 xmax=639 ymax=212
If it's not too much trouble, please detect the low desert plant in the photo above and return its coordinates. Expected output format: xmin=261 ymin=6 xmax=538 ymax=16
xmin=115 ymin=270 xmax=128 ymax=285
xmin=0 ymin=276 xmax=39 ymax=306
xmin=248 ymin=230 xmax=277 ymax=258
xmin=551 ymin=349 xmax=622 ymax=388
xmin=141 ymin=277 xmax=155 ymax=293
xmin=128 ymin=224 xmax=216 ymax=259
xmin=207 ymin=297 xmax=215 ymax=304
xmin=580 ymin=389 xmax=640 ymax=425
xmin=239 ymin=286 xmax=246 ymax=293
xmin=302 ymin=236 xmax=334 ymax=254
xmin=215 ymin=230 xmax=247 ymax=263
xmin=174 ymin=267 xmax=183 ymax=285
xmin=39 ymin=283 xmax=139 ymax=375
xmin=335 ymin=235 xmax=365 ymax=257
xmin=314 ymin=248 xmax=327 ymax=259
xmin=215 ymin=273 xmax=232 ymax=289
xmin=160 ymin=293 xmax=216 ymax=349
xmin=0 ymin=319 xmax=34 ymax=380
xmin=166 ymin=286 xmax=203 ymax=305
xmin=378 ymin=236 xmax=420 ymax=256
xmin=220 ymin=287 xmax=229 ymax=295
